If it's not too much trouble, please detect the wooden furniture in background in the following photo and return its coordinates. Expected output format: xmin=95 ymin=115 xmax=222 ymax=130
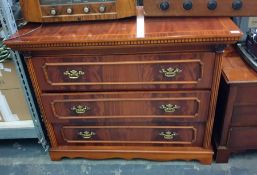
xmin=5 ymin=17 xmax=241 ymax=164
xmin=144 ymin=0 xmax=257 ymax=17
xmin=20 ymin=0 xmax=136 ymax=22
xmin=214 ymin=48 xmax=257 ymax=163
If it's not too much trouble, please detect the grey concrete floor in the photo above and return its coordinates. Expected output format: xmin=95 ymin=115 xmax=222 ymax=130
xmin=0 ymin=139 xmax=257 ymax=175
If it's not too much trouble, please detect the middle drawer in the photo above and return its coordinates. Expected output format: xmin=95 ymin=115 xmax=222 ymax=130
xmin=41 ymin=91 xmax=210 ymax=124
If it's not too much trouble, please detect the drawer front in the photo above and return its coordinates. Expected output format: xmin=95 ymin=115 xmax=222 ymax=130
xmin=232 ymin=104 xmax=257 ymax=126
xmin=231 ymin=85 xmax=257 ymax=126
xmin=41 ymin=91 xmax=211 ymax=123
xmin=31 ymin=53 xmax=215 ymax=91
xmin=54 ymin=125 xmax=205 ymax=146
xmin=235 ymin=86 xmax=257 ymax=105
xmin=228 ymin=127 xmax=257 ymax=148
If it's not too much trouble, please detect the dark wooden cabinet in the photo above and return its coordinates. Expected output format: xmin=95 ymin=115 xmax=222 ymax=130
xmin=214 ymin=49 xmax=257 ymax=163
xmin=5 ymin=17 xmax=241 ymax=164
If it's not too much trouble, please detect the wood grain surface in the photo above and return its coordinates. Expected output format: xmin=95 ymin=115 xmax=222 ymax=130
xmin=222 ymin=49 xmax=257 ymax=83
xmin=41 ymin=91 xmax=210 ymax=123
xmin=228 ymin=127 xmax=257 ymax=148
xmin=31 ymin=52 xmax=215 ymax=91
xmin=214 ymin=48 xmax=257 ymax=163
xmin=54 ymin=124 xmax=205 ymax=147
xmin=5 ymin=17 xmax=241 ymax=51
xmin=50 ymin=146 xmax=213 ymax=164
xmin=5 ymin=17 xmax=242 ymax=164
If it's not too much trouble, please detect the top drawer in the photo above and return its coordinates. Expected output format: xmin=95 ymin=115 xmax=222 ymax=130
xmin=29 ymin=52 xmax=215 ymax=92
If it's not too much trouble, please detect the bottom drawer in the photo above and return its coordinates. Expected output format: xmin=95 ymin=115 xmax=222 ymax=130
xmin=232 ymin=104 xmax=257 ymax=126
xmin=54 ymin=124 xmax=205 ymax=147
xmin=228 ymin=127 xmax=257 ymax=148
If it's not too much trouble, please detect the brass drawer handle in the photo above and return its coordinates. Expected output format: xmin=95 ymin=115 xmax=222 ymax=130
xmin=64 ymin=70 xmax=85 ymax=79
xmin=71 ymin=105 xmax=90 ymax=114
xmin=159 ymin=131 xmax=178 ymax=140
xmin=159 ymin=67 xmax=182 ymax=78
xmin=78 ymin=131 xmax=96 ymax=139
xmin=160 ymin=104 xmax=180 ymax=113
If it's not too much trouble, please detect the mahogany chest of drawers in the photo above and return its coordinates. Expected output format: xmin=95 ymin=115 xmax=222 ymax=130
xmin=5 ymin=17 xmax=241 ymax=164
xmin=214 ymin=49 xmax=257 ymax=163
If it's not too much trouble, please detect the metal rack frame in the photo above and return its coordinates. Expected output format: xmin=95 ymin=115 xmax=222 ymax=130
xmin=0 ymin=0 xmax=48 ymax=150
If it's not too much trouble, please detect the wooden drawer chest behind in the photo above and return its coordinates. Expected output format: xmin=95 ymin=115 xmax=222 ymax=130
xmin=214 ymin=49 xmax=257 ymax=163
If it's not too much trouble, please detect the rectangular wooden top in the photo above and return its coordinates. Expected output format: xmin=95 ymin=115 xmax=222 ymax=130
xmin=5 ymin=17 xmax=242 ymax=51
xmin=223 ymin=48 xmax=257 ymax=84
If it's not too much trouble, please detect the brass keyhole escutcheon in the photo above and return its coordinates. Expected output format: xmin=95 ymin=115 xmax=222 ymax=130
xmin=160 ymin=67 xmax=182 ymax=78
xmin=64 ymin=70 xmax=85 ymax=79
xmin=159 ymin=131 xmax=178 ymax=140
xmin=78 ymin=131 xmax=96 ymax=139
xmin=160 ymin=104 xmax=180 ymax=113
xmin=71 ymin=105 xmax=90 ymax=114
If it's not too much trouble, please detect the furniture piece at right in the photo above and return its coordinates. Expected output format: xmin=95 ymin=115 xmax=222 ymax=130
xmin=214 ymin=49 xmax=257 ymax=163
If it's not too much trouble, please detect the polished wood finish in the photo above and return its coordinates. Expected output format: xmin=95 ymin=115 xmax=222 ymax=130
xmin=50 ymin=146 xmax=213 ymax=164
xmin=214 ymin=48 xmax=257 ymax=163
xmin=6 ymin=18 xmax=241 ymax=51
xmin=232 ymin=104 xmax=257 ymax=126
xmin=20 ymin=0 xmax=136 ymax=22
xmin=41 ymin=91 xmax=210 ymax=123
xmin=31 ymin=53 xmax=215 ymax=91
xmin=5 ymin=17 xmax=241 ymax=164
xmin=222 ymin=51 xmax=257 ymax=83
xmin=144 ymin=0 xmax=257 ymax=17
xmin=228 ymin=127 xmax=257 ymax=148
xmin=55 ymin=125 xmax=205 ymax=146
